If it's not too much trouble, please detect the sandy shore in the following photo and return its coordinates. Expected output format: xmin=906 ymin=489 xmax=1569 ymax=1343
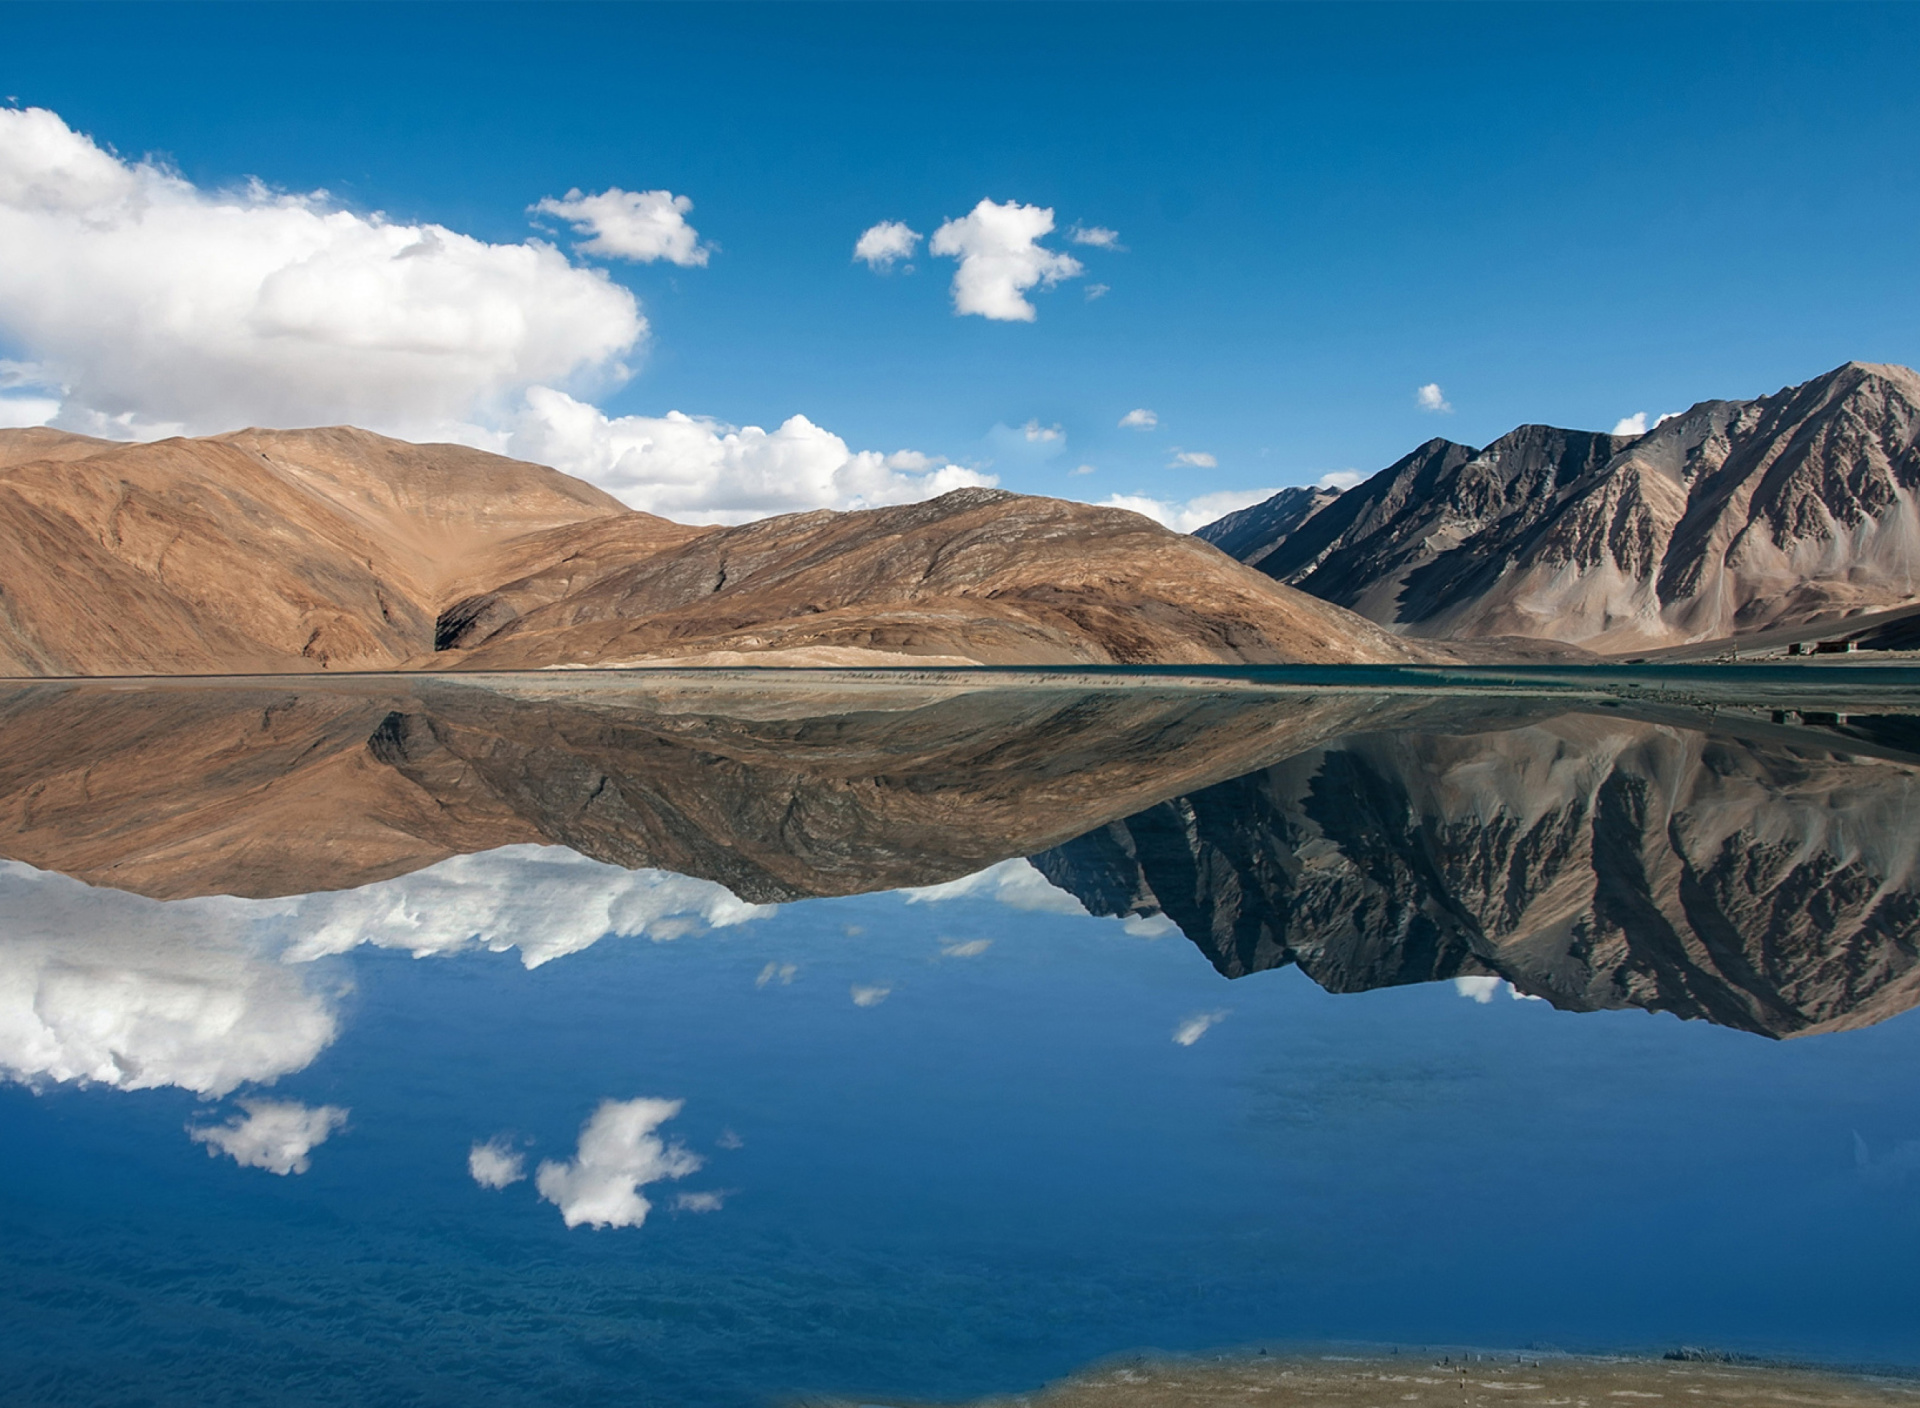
xmin=821 ymin=1351 xmax=1920 ymax=1408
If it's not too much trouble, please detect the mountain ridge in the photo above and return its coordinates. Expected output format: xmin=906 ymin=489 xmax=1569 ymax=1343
xmin=1199 ymin=361 xmax=1920 ymax=653
xmin=0 ymin=424 xmax=1430 ymax=675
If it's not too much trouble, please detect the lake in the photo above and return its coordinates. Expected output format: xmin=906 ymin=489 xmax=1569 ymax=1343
xmin=3 ymin=667 xmax=1919 ymax=1406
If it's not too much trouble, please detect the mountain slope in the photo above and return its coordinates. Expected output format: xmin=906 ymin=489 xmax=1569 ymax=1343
xmin=435 ymin=487 xmax=1436 ymax=669
xmin=0 ymin=425 xmax=1428 ymax=675
xmin=1201 ymin=362 xmax=1920 ymax=652
xmin=0 ymin=426 xmax=639 ymax=674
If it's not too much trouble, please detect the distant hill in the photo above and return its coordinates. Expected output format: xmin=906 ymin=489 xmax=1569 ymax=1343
xmin=1197 ymin=361 xmax=1920 ymax=653
xmin=0 ymin=425 xmax=1429 ymax=676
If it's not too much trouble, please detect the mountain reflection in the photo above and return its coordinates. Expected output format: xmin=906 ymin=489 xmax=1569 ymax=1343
xmin=1034 ymin=709 xmax=1920 ymax=1037
xmin=1 ymin=677 xmax=1918 ymax=1043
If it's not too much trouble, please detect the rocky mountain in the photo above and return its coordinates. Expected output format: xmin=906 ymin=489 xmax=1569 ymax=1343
xmin=1032 ymin=705 xmax=1920 ymax=1037
xmin=0 ymin=425 xmax=1427 ymax=675
xmin=1199 ymin=361 xmax=1920 ymax=654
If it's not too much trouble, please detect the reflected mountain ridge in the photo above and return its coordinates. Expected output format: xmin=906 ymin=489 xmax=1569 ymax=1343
xmin=1034 ymin=706 xmax=1920 ymax=1037
xmin=1 ymin=675 xmax=1919 ymax=1038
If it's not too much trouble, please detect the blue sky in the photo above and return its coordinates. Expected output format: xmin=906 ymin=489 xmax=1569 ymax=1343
xmin=3 ymin=2 xmax=1918 ymax=524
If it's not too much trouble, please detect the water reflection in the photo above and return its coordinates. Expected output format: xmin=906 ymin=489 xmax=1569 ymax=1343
xmin=1035 ymin=707 xmax=1920 ymax=1036
xmin=4 ymin=678 xmax=1920 ymax=1041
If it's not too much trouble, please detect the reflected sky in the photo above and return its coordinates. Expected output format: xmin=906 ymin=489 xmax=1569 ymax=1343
xmin=4 ymin=677 xmax=1920 ymax=1406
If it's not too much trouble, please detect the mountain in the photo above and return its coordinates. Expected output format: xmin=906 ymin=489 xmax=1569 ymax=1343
xmin=1198 ymin=361 xmax=1920 ymax=653
xmin=0 ymin=426 xmax=1428 ymax=675
xmin=1032 ymin=704 xmax=1920 ymax=1037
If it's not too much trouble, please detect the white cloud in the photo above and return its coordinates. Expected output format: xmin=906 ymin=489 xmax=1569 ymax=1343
xmin=901 ymin=858 xmax=1088 ymax=914
xmin=532 ymin=187 xmax=709 ymax=267
xmin=1101 ymin=487 xmax=1278 ymax=534
xmin=1070 ymin=463 xmax=1097 ymax=476
xmin=190 ymin=1097 xmax=348 ymax=1176
xmin=469 ymin=1136 xmax=527 ymax=1189
xmin=1452 ymin=975 xmax=1539 ymax=1003
xmin=854 ymin=220 xmax=921 ymax=270
xmin=1172 ymin=1010 xmax=1227 ymax=1046
xmin=939 ymin=939 xmax=993 ymax=959
xmin=508 ymin=388 xmax=995 ymax=525
xmin=1416 ymin=383 xmax=1453 ymax=414
xmin=1611 ymin=412 xmax=1648 ymax=437
xmin=0 ymin=107 xmax=643 ymax=440
xmin=1084 ymin=283 xmax=1110 ymax=301
xmin=850 ymin=984 xmax=892 ymax=1007
xmin=274 ymin=845 xmax=771 ymax=968
xmin=1022 ymin=419 xmax=1064 ymax=443
xmin=1316 ymin=470 xmax=1364 ymax=491
xmin=0 ymin=861 xmax=337 ymax=1098
xmin=928 ymin=199 xmax=1083 ymax=321
xmin=755 ymin=961 xmax=797 ymax=989
xmin=536 ymin=1096 xmax=702 ymax=1230
xmin=1121 ymin=914 xmax=1179 ymax=938
xmin=0 ymin=107 xmax=995 ymax=527
xmin=1068 ymin=224 xmax=1122 ymax=249
xmin=1118 ymin=408 xmax=1158 ymax=430
xmin=1169 ymin=450 xmax=1217 ymax=470
xmin=675 ymin=1190 xmax=726 ymax=1213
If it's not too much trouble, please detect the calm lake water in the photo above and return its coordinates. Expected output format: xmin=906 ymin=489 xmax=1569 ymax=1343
xmin=3 ymin=669 xmax=1919 ymax=1406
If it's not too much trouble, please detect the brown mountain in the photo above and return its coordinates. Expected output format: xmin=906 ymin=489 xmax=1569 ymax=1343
xmin=1033 ymin=703 xmax=1920 ymax=1037
xmin=1199 ymin=361 xmax=1920 ymax=654
xmin=0 ymin=425 xmax=1427 ymax=675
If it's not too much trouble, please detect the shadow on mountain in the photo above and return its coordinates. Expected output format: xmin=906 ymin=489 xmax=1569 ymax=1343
xmin=1031 ymin=707 xmax=1920 ymax=1037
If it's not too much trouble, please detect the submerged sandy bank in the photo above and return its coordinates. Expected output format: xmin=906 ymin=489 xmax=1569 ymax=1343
xmin=834 ymin=1351 xmax=1920 ymax=1408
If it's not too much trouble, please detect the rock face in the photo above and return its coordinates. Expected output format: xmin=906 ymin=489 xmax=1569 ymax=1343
xmin=1199 ymin=362 xmax=1920 ymax=653
xmin=0 ymin=677 xmax=1432 ymax=901
xmin=0 ymin=426 xmax=1423 ymax=675
xmin=1032 ymin=706 xmax=1920 ymax=1037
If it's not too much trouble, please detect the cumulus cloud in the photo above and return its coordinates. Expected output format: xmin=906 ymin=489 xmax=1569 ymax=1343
xmin=190 ymin=1097 xmax=348 ymax=1175
xmin=536 ymin=1097 xmax=702 ymax=1229
xmin=854 ymin=220 xmax=921 ymax=270
xmin=929 ymin=199 xmax=1083 ymax=321
xmin=901 ymin=858 xmax=1089 ymax=914
xmin=508 ymin=388 xmax=995 ymax=525
xmin=532 ymin=187 xmax=709 ymax=266
xmin=1169 ymin=449 xmax=1217 ymax=470
xmin=1022 ymin=419 xmax=1064 ymax=443
xmin=1100 ymin=487 xmax=1278 ymax=534
xmin=1084 ymin=283 xmax=1110 ymax=301
xmin=274 ymin=845 xmax=771 ymax=968
xmin=1122 ymin=914 xmax=1179 ymax=938
xmin=0 ymin=107 xmax=991 ymax=526
xmin=0 ymin=861 xmax=337 ymax=1098
xmin=1172 ymin=1010 xmax=1227 ymax=1046
xmin=850 ymin=984 xmax=892 ymax=1007
xmin=1118 ymin=408 xmax=1158 ymax=430
xmin=1070 ymin=463 xmax=1097 ymax=476
xmin=675 ymin=1190 xmax=727 ymax=1213
xmin=939 ymin=939 xmax=993 ymax=959
xmin=0 ymin=106 xmax=642 ymax=440
xmin=1068 ymin=224 xmax=1122 ymax=249
xmin=1316 ymin=470 xmax=1364 ymax=491
xmin=469 ymin=1136 xmax=527 ymax=1189
xmin=1416 ymin=383 xmax=1453 ymax=414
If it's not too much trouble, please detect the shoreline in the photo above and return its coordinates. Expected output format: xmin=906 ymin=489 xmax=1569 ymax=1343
xmin=818 ymin=1348 xmax=1920 ymax=1408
